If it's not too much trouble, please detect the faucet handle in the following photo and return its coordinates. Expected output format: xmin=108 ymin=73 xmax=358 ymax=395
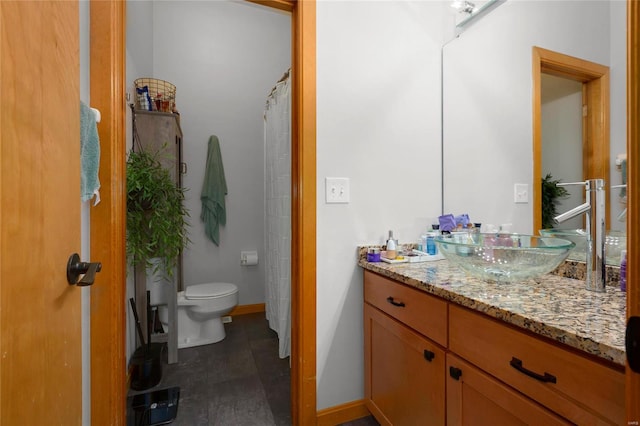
xmin=611 ymin=184 xmax=627 ymax=189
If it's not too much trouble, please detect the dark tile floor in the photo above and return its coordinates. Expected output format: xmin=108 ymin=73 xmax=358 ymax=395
xmin=128 ymin=312 xmax=379 ymax=426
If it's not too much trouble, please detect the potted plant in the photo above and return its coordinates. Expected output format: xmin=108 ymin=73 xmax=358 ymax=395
xmin=541 ymin=173 xmax=570 ymax=229
xmin=126 ymin=147 xmax=190 ymax=277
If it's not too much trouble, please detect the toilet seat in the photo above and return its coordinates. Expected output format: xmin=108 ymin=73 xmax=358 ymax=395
xmin=185 ymin=282 xmax=238 ymax=300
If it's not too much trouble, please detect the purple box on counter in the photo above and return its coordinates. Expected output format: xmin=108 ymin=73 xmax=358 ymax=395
xmin=367 ymin=248 xmax=381 ymax=262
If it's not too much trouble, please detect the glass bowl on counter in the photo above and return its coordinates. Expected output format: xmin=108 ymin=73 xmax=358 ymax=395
xmin=539 ymin=228 xmax=626 ymax=265
xmin=434 ymin=233 xmax=575 ymax=284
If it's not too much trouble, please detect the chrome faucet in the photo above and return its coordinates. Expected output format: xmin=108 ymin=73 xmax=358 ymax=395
xmin=554 ymin=179 xmax=606 ymax=292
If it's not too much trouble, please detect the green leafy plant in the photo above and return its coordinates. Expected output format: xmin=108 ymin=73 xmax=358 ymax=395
xmin=126 ymin=148 xmax=190 ymax=277
xmin=541 ymin=173 xmax=570 ymax=229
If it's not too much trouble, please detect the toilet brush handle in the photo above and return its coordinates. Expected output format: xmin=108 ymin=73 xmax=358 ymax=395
xmin=129 ymin=298 xmax=146 ymax=347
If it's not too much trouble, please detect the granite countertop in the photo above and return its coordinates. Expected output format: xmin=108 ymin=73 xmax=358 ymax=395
xmin=358 ymin=250 xmax=627 ymax=367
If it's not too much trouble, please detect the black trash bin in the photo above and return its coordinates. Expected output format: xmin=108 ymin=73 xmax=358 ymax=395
xmin=129 ymin=342 xmax=163 ymax=391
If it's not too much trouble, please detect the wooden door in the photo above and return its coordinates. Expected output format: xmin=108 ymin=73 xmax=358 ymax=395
xmin=627 ymin=1 xmax=640 ymax=422
xmin=446 ymin=354 xmax=569 ymax=426
xmin=364 ymin=304 xmax=446 ymax=426
xmin=0 ymin=2 xmax=82 ymax=424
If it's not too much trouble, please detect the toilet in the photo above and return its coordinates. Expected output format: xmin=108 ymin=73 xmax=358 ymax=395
xmin=156 ymin=282 xmax=239 ymax=349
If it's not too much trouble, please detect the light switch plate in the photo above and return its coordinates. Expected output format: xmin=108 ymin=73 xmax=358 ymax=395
xmin=514 ymin=183 xmax=529 ymax=204
xmin=325 ymin=177 xmax=350 ymax=203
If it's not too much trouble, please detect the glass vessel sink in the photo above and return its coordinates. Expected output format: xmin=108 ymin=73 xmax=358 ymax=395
xmin=539 ymin=229 xmax=626 ymax=265
xmin=434 ymin=233 xmax=575 ymax=283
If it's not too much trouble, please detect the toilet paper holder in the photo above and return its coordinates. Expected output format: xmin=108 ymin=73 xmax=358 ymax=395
xmin=240 ymin=251 xmax=258 ymax=266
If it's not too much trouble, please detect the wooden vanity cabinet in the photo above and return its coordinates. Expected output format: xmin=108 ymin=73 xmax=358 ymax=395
xmin=364 ymin=271 xmax=447 ymax=426
xmin=363 ymin=270 xmax=625 ymax=425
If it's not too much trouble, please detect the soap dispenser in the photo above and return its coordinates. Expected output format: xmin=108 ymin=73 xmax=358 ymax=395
xmin=386 ymin=231 xmax=397 ymax=260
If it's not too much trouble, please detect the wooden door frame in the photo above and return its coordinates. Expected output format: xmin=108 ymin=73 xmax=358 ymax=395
xmin=532 ymin=46 xmax=610 ymax=232
xmin=89 ymin=1 xmax=127 ymax=423
xmin=627 ymin=1 xmax=639 ymax=421
xmin=88 ymin=1 xmax=317 ymax=424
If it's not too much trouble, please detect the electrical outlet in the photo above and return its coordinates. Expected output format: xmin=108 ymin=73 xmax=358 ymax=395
xmin=325 ymin=177 xmax=350 ymax=203
xmin=514 ymin=183 xmax=529 ymax=204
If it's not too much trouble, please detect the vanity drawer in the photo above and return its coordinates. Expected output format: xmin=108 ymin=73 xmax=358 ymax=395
xmin=449 ymin=305 xmax=624 ymax=425
xmin=364 ymin=270 xmax=447 ymax=347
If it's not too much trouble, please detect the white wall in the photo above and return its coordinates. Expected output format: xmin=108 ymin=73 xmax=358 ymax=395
xmin=316 ymin=0 xmax=447 ymax=410
xmin=151 ymin=1 xmax=290 ymax=304
xmin=442 ymin=0 xmax=625 ymax=234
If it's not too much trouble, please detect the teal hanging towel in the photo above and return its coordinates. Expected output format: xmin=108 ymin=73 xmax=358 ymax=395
xmin=201 ymin=135 xmax=228 ymax=246
xmin=80 ymin=101 xmax=101 ymax=203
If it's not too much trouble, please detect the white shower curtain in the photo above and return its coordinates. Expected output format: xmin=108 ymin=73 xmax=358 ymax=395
xmin=264 ymin=71 xmax=291 ymax=359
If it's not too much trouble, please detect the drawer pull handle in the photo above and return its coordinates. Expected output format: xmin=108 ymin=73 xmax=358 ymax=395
xmin=449 ymin=366 xmax=462 ymax=380
xmin=510 ymin=357 xmax=557 ymax=384
xmin=423 ymin=350 xmax=435 ymax=362
xmin=386 ymin=296 xmax=405 ymax=307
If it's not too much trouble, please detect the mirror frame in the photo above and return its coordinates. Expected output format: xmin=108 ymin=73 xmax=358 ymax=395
xmin=532 ymin=46 xmax=610 ymax=232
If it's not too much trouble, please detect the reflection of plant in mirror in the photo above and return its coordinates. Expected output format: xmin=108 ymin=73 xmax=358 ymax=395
xmin=541 ymin=173 xmax=569 ymax=229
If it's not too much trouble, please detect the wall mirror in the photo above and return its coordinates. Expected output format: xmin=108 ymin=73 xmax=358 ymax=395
xmin=442 ymin=0 xmax=626 ymax=237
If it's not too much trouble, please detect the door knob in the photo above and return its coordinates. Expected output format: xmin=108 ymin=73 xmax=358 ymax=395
xmin=67 ymin=253 xmax=102 ymax=286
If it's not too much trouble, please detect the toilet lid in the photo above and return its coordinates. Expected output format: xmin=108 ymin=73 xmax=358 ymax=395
xmin=185 ymin=282 xmax=238 ymax=300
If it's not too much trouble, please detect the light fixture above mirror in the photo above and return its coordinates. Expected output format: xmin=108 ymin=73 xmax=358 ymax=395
xmin=451 ymin=0 xmax=477 ymax=15
xmin=453 ymin=0 xmax=506 ymax=31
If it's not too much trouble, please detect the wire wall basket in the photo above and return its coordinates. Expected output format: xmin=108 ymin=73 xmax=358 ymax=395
xmin=134 ymin=78 xmax=176 ymax=112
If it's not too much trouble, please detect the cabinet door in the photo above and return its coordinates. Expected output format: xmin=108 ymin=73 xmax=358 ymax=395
xmin=446 ymin=354 xmax=570 ymax=426
xmin=133 ymin=111 xmax=182 ymax=184
xmin=365 ymin=304 xmax=445 ymax=426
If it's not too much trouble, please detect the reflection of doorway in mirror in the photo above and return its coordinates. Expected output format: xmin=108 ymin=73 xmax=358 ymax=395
xmin=532 ymin=47 xmax=610 ymax=233
xmin=541 ymin=74 xmax=583 ymax=230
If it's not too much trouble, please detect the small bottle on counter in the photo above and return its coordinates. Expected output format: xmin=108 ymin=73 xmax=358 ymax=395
xmin=386 ymin=237 xmax=397 ymax=260
xmin=620 ymin=250 xmax=627 ymax=292
xmin=473 ymin=223 xmax=482 ymax=238
xmin=426 ymin=231 xmax=438 ymax=255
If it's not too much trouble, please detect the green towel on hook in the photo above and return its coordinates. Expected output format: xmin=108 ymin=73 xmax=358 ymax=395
xmin=201 ymin=135 xmax=228 ymax=246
